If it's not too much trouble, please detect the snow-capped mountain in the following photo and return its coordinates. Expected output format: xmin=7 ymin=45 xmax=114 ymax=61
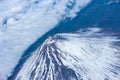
xmin=14 ymin=28 xmax=120 ymax=80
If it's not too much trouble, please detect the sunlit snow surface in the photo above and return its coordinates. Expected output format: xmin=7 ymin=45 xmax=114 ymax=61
xmin=0 ymin=0 xmax=91 ymax=79
xmin=15 ymin=28 xmax=120 ymax=80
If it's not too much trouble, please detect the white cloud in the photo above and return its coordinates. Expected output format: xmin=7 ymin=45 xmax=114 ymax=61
xmin=0 ymin=0 xmax=91 ymax=79
xmin=107 ymin=0 xmax=120 ymax=5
